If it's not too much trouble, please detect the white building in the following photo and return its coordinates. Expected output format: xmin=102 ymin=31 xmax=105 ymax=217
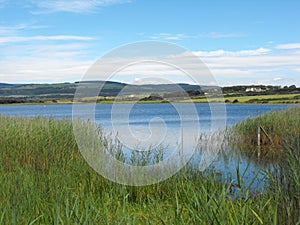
xmin=245 ymin=87 xmax=265 ymax=92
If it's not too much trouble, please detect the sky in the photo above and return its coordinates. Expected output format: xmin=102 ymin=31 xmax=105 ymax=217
xmin=0 ymin=0 xmax=299 ymax=86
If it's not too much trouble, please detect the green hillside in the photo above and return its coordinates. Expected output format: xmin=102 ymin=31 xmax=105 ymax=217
xmin=0 ymin=81 xmax=299 ymax=104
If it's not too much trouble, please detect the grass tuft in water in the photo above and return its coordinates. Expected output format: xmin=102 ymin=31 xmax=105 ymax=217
xmin=231 ymin=107 xmax=300 ymax=162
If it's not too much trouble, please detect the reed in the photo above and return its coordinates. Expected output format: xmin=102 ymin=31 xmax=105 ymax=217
xmin=0 ymin=114 xmax=295 ymax=224
xmin=230 ymin=107 xmax=300 ymax=161
xmin=230 ymin=107 xmax=300 ymax=224
xmin=266 ymin=138 xmax=300 ymax=225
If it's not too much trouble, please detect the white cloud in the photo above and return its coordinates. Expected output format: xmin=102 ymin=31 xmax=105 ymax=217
xmin=201 ymin=32 xmax=243 ymax=39
xmin=30 ymin=0 xmax=130 ymax=13
xmin=0 ymin=56 xmax=92 ymax=83
xmin=276 ymin=43 xmax=300 ymax=49
xmin=0 ymin=23 xmax=49 ymax=36
xmin=0 ymin=24 xmax=28 ymax=34
xmin=193 ymin=48 xmax=270 ymax=57
xmin=1 ymin=43 xmax=299 ymax=86
xmin=202 ymin=53 xmax=300 ymax=68
xmin=0 ymin=41 xmax=94 ymax=83
xmin=0 ymin=35 xmax=94 ymax=44
xmin=168 ymin=47 xmax=300 ymax=86
xmin=192 ymin=50 xmax=226 ymax=57
xmin=149 ymin=32 xmax=244 ymax=41
xmin=150 ymin=33 xmax=191 ymax=41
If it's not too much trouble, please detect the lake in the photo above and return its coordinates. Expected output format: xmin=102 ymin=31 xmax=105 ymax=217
xmin=0 ymin=103 xmax=293 ymax=189
xmin=0 ymin=103 xmax=290 ymax=127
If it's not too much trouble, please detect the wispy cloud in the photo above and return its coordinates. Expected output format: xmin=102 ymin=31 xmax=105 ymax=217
xmin=149 ymin=32 xmax=244 ymax=41
xmin=30 ymin=0 xmax=131 ymax=13
xmin=0 ymin=56 xmax=92 ymax=83
xmin=194 ymin=47 xmax=300 ymax=86
xmin=1 ymin=43 xmax=90 ymax=58
xmin=0 ymin=35 xmax=94 ymax=44
xmin=0 ymin=25 xmax=25 ymax=35
xmin=0 ymin=33 xmax=95 ymax=83
xmin=193 ymin=48 xmax=270 ymax=57
xmin=0 ymin=41 xmax=299 ymax=86
xmin=200 ymin=32 xmax=243 ymax=39
xmin=0 ymin=24 xmax=45 ymax=35
xmin=276 ymin=43 xmax=300 ymax=49
xmin=150 ymin=33 xmax=191 ymax=41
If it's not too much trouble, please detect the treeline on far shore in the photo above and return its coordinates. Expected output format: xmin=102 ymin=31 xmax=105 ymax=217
xmin=0 ymin=96 xmax=70 ymax=104
xmin=0 ymin=83 xmax=299 ymax=104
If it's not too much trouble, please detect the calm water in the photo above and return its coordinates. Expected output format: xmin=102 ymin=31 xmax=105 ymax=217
xmin=0 ymin=103 xmax=290 ymax=126
xmin=0 ymin=103 xmax=293 ymax=189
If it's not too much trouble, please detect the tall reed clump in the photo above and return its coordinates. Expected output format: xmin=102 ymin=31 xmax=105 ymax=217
xmin=0 ymin=114 xmax=280 ymax=224
xmin=230 ymin=107 xmax=300 ymax=224
xmin=267 ymin=133 xmax=300 ymax=225
xmin=231 ymin=107 xmax=300 ymax=161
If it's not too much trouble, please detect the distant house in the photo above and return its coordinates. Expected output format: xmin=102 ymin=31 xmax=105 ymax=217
xmin=245 ymin=87 xmax=265 ymax=92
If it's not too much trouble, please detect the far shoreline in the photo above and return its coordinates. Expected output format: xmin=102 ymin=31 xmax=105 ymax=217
xmin=1 ymin=99 xmax=300 ymax=106
xmin=1 ymin=92 xmax=300 ymax=105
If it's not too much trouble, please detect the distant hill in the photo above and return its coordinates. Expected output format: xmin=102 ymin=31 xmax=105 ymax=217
xmin=0 ymin=83 xmax=23 ymax=88
xmin=0 ymin=82 xmax=77 ymax=97
xmin=0 ymin=81 xmax=299 ymax=104
xmin=0 ymin=81 xmax=213 ymax=98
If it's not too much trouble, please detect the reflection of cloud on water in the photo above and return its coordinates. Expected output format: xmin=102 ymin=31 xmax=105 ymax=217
xmin=104 ymin=121 xmax=224 ymax=171
xmin=197 ymin=131 xmax=226 ymax=171
xmin=113 ymin=121 xmax=168 ymax=151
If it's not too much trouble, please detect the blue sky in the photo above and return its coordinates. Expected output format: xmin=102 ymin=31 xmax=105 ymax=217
xmin=0 ymin=0 xmax=299 ymax=86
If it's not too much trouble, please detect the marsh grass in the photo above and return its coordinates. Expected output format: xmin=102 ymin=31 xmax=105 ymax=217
xmin=0 ymin=114 xmax=295 ymax=224
xmin=230 ymin=107 xmax=300 ymax=224
xmin=231 ymin=107 xmax=300 ymax=161
xmin=265 ymin=137 xmax=300 ymax=225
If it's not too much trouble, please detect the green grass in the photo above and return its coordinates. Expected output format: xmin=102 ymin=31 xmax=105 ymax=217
xmin=0 ymin=114 xmax=298 ymax=224
xmin=231 ymin=107 xmax=300 ymax=224
xmin=191 ymin=93 xmax=300 ymax=104
xmin=225 ymin=94 xmax=300 ymax=104
xmin=3 ymin=93 xmax=299 ymax=105
xmin=231 ymin=107 xmax=300 ymax=159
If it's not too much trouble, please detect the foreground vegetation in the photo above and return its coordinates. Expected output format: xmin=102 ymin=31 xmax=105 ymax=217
xmin=0 ymin=109 xmax=299 ymax=224
xmin=231 ymin=107 xmax=300 ymax=224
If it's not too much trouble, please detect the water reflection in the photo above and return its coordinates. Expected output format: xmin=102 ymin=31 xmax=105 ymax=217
xmin=0 ymin=103 xmax=291 ymax=189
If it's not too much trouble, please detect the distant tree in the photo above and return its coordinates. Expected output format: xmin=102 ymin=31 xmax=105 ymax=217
xmin=289 ymin=85 xmax=296 ymax=89
xmin=140 ymin=94 xmax=164 ymax=101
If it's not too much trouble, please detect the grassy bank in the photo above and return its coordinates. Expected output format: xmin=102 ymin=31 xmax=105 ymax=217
xmin=0 ymin=114 xmax=298 ymax=224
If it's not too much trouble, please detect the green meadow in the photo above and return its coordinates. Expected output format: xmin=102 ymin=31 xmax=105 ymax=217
xmin=191 ymin=93 xmax=300 ymax=104
xmin=0 ymin=107 xmax=299 ymax=224
xmin=60 ymin=93 xmax=300 ymax=104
